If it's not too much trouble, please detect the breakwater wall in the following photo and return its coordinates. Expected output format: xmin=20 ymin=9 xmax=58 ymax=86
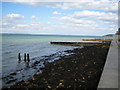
xmin=50 ymin=41 xmax=110 ymax=46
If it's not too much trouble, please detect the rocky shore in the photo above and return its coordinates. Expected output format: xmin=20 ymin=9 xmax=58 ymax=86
xmin=5 ymin=45 xmax=110 ymax=89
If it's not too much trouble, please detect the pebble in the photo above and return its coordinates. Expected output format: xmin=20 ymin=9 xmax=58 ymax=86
xmin=60 ymin=80 xmax=64 ymax=83
xmin=68 ymin=70 xmax=70 ymax=72
xmin=48 ymin=85 xmax=52 ymax=88
xmin=82 ymin=77 xmax=85 ymax=80
xmin=75 ymin=79 xmax=77 ymax=81
xmin=32 ymin=77 xmax=35 ymax=80
xmin=81 ymin=80 xmax=85 ymax=83
xmin=85 ymin=64 xmax=88 ymax=67
xmin=88 ymin=76 xmax=91 ymax=78
xmin=59 ymin=83 xmax=64 ymax=87
xmin=68 ymin=85 xmax=71 ymax=88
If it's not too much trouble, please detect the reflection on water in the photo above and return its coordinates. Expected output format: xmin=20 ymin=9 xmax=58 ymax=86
xmin=25 ymin=62 xmax=30 ymax=68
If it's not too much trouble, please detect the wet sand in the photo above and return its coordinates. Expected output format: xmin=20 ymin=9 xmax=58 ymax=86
xmin=6 ymin=45 xmax=110 ymax=89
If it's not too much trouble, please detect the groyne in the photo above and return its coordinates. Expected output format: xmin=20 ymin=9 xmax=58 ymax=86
xmin=50 ymin=41 xmax=110 ymax=46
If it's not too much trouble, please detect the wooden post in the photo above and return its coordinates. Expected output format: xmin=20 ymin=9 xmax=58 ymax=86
xmin=27 ymin=53 xmax=30 ymax=62
xmin=24 ymin=53 xmax=27 ymax=62
xmin=18 ymin=53 xmax=21 ymax=61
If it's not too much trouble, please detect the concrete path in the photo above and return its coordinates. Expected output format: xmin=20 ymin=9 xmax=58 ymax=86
xmin=98 ymin=34 xmax=119 ymax=89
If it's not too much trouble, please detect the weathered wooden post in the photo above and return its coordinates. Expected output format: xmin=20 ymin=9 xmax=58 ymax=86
xmin=18 ymin=53 xmax=21 ymax=61
xmin=24 ymin=53 xmax=27 ymax=62
xmin=27 ymin=53 xmax=30 ymax=62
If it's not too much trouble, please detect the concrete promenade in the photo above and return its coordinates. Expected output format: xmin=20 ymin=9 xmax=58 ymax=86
xmin=98 ymin=34 xmax=119 ymax=89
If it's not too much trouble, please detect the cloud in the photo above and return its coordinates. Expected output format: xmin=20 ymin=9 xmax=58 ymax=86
xmin=31 ymin=16 xmax=36 ymax=19
xmin=52 ymin=10 xmax=117 ymax=26
xmin=59 ymin=16 xmax=96 ymax=25
xmin=1 ymin=1 xmax=118 ymax=35
xmin=47 ymin=22 xmax=51 ymax=24
xmin=3 ymin=0 xmax=118 ymax=12
xmin=2 ymin=12 xmax=116 ymax=35
xmin=54 ymin=2 xmax=118 ymax=13
xmin=2 ymin=22 xmax=116 ymax=35
xmin=2 ymin=13 xmax=25 ymax=28
xmin=52 ymin=11 xmax=61 ymax=15
xmin=8 ymin=1 xmax=118 ymax=13
xmin=6 ymin=14 xmax=24 ymax=19
xmin=2 ymin=10 xmax=117 ymax=35
xmin=16 ymin=24 xmax=29 ymax=28
xmin=2 ymin=0 xmax=96 ymax=3
xmin=4 ymin=0 xmax=118 ymax=3
xmin=50 ymin=9 xmax=117 ymax=35
xmin=72 ymin=10 xmax=117 ymax=21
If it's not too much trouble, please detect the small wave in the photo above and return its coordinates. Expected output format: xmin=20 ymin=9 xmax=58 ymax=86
xmin=4 ymin=51 xmax=12 ymax=54
xmin=9 ymin=44 xmax=15 ymax=47
xmin=9 ymin=56 xmax=15 ymax=59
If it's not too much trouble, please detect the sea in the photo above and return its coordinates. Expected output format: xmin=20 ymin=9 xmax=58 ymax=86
xmin=1 ymin=33 xmax=112 ymax=88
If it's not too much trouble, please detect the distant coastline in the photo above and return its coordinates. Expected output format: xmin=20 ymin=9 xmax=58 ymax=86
xmin=2 ymin=33 xmax=107 ymax=37
xmin=103 ymin=34 xmax=113 ymax=37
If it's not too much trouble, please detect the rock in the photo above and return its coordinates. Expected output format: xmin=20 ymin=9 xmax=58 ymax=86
xmin=68 ymin=70 xmax=70 ymax=72
xmin=40 ymin=67 xmax=44 ymax=70
xmin=48 ymin=85 xmax=52 ymax=88
xmin=58 ymin=83 xmax=64 ymax=87
xmin=32 ymin=77 xmax=35 ymax=80
xmin=82 ymin=77 xmax=85 ymax=80
xmin=10 ymin=72 xmax=17 ymax=75
xmin=88 ymin=76 xmax=91 ymax=78
xmin=60 ymin=80 xmax=64 ymax=83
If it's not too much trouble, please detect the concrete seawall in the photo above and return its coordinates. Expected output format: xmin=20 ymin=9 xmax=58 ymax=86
xmin=98 ymin=35 xmax=119 ymax=89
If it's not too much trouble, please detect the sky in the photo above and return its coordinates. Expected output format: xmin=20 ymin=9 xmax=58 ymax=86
xmin=1 ymin=0 xmax=119 ymax=36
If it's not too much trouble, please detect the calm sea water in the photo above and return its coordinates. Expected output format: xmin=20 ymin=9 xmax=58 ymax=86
xmin=1 ymin=34 xmax=112 ymax=88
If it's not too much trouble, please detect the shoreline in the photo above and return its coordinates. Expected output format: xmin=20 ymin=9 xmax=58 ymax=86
xmin=4 ymin=45 xmax=110 ymax=89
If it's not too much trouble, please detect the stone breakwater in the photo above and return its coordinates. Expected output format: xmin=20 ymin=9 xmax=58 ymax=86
xmin=50 ymin=41 xmax=110 ymax=46
xmin=82 ymin=39 xmax=112 ymax=42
